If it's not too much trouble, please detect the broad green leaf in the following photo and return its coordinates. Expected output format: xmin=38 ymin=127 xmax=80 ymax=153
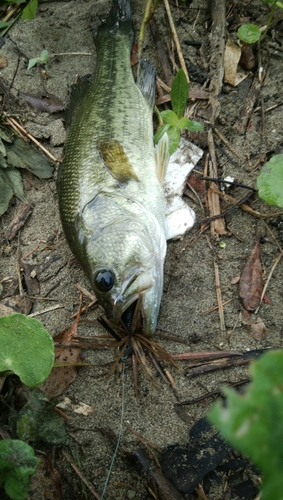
xmin=0 ymin=170 xmax=13 ymax=215
xmin=0 ymin=152 xmax=8 ymax=168
xmin=208 ymin=350 xmax=283 ymax=500
xmin=160 ymin=110 xmax=179 ymax=126
xmin=4 ymin=167 xmax=26 ymax=202
xmin=167 ymin=126 xmax=180 ymax=155
xmin=171 ymin=68 xmax=189 ymax=119
xmin=154 ymin=124 xmax=169 ymax=145
xmin=0 ymin=439 xmax=39 ymax=500
xmin=0 ymin=21 xmax=10 ymax=28
xmin=0 ymin=127 xmax=13 ymax=143
xmin=256 ymin=154 xmax=283 ymax=207
xmin=27 ymin=57 xmax=39 ymax=70
xmin=177 ymin=117 xmax=204 ymax=131
xmin=0 ymin=314 xmax=54 ymax=387
xmin=237 ymin=24 xmax=261 ymax=44
xmin=6 ymin=137 xmax=53 ymax=178
xmin=17 ymin=388 xmax=66 ymax=445
xmin=0 ymin=138 xmax=6 ymax=157
xmin=21 ymin=0 xmax=38 ymax=20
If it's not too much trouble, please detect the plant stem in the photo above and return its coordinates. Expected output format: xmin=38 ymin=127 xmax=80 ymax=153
xmin=138 ymin=0 xmax=159 ymax=60
xmin=261 ymin=2 xmax=276 ymax=42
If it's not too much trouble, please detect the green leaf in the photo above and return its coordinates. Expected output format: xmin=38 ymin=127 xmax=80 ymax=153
xmin=0 ymin=170 xmax=13 ymax=215
xmin=17 ymin=389 xmax=66 ymax=445
xmin=0 ymin=21 xmax=11 ymax=29
xmin=160 ymin=110 xmax=179 ymax=126
xmin=27 ymin=57 xmax=39 ymax=70
xmin=154 ymin=124 xmax=169 ymax=145
xmin=177 ymin=117 xmax=204 ymax=131
xmin=0 ymin=314 xmax=54 ymax=386
xmin=0 ymin=127 xmax=13 ymax=143
xmin=4 ymin=167 xmax=26 ymax=202
xmin=0 ymin=439 xmax=39 ymax=500
xmin=167 ymin=126 xmax=180 ymax=155
xmin=208 ymin=350 xmax=283 ymax=500
xmin=21 ymin=0 xmax=38 ymax=20
xmin=256 ymin=154 xmax=283 ymax=207
xmin=237 ymin=24 xmax=261 ymax=44
xmin=171 ymin=68 xmax=189 ymax=119
xmin=6 ymin=138 xmax=53 ymax=178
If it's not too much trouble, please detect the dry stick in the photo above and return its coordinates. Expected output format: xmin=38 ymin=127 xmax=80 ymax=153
xmin=214 ymin=261 xmax=226 ymax=334
xmin=62 ymin=450 xmax=100 ymax=500
xmin=149 ymin=17 xmax=173 ymax=87
xmin=214 ymin=188 xmax=283 ymax=219
xmin=4 ymin=202 xmax=33 ymax=241
xmin=207 ymin=129 xmax=227 ymax=236
xmin=29 ymin=304 xmax=64 ymax=317
xmin=235 ymin=75 xmax=262 ymax=135
xmin=163 ymin=0 xmax=190 ymax=82
xmin=208 ymin=0 xmax=226 ymax=122
xmin=213 ymin=126 xmax=241 ymax=159
xmin=255 ymin=252 xmax=283 ymax=314
xmin=3 ymin=112 xmax=58 ymax=163
xmin=204 ymin=298 xmax=233 ymax=315
xmin=138 ymin=0 xmax=158 ymax=60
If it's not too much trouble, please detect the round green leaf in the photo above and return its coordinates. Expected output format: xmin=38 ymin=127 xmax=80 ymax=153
xmin=237 ymin=24 xmax=261 ymax=44
xmin=0 ymin=314 xmax=54 ymax=386
xmin=256 ymin=154 xmax=283 ymax=208
xmin=154 ymin=124 xmax=169 ymax=145
xmin=0 ymin=439 xmax=39 ymax=500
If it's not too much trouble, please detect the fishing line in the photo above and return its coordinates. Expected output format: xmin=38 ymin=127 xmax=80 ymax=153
xmin=100 ymin=358 xmax=126 ymax=500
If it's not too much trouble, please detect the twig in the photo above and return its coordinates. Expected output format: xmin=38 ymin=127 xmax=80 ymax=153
xmin=255 ymin=252 xmax=283 ymax=314
xmin=207 ymin=129 xmax=227 ymax=236
xmin=149 ymin=17 xmax=173 ymax=86
xmin=214 ymin=188 xmax=283 ymax=219
xmin=208 ymin=0 xmax=226 ymax=121
xmin=3 ymin=112 xmax=58 ymax=162
xmin=214 ymin=261 xmax=226 ymax=334
xmin=125 ymin=424 xmax=163 ymax=453
xmin=204 ymin=298 xmax=233 ymax=314
xmin=29 ymin=304 xmax=64 ymax=317
xmin=62 ymin=449 xmax=100 ymax=500
xmin=138 ymin=0 xmax=159 ymax=60
xmin=4 ymin=202 xmax=33 ymax=241
xmin=163 ymin=0 xmax=190 ymax=82
xmin=213 ymin=127 xmax=241 ymax=159
xmin=235 ymin=75 xmax=262 ymax=135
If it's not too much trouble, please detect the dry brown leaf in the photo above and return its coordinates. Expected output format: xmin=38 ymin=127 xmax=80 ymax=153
xmin=239 ymin=239 xmax=263 ymax=311
xmin=224 ymin=39 xmax=247 ymax=86
xmin=250 ymin=316 xmax=266 ymax=340
xmin=40 ymin=315 xmax=82 ymax=399
xmin=21 ymin=91 xmax=64 ymax=114
xmin=57 ymin=397 xmax=95 ymax=416
xmin=0 ymin=55 xmax=8 ymax=69
xmin=28 ymin=455 xmax=63 ymax=500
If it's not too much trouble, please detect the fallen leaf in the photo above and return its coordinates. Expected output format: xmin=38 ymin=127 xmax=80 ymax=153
xmin=21 ymin=91 xmax=65 ymax=114
xmin=239 ymin=239 xmax=263 ymax=311
xmin=40 ymin=314 xmax=82 ymax=399
xmin=250 ymin=316 xmax=266 ymax=340
xmin=240 ymin=43 xmax=256 ymax=70
xmin=224 ymin=38 xmax=247 ymax=86
xmin=0 ymin=55 xmax=8 ymax=69
xmin=130 ymin=42 xmax=139 ymax=66
xmin=28 ymin=455 xmax=63 ymax=500
xmin=57 ymin=397 xmax=95 ymax=416
xmin=231 ymin=275 xmax=240 ymax=285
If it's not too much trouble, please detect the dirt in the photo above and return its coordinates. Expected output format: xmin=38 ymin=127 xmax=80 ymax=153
xmin=1 ymin=0 xmax=283 ymax=499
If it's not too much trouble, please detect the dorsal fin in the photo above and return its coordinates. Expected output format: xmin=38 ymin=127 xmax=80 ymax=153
xmin=65 ymin=75 xmax=92 ymax=128
xmin=154 ymin=132 xmax=169 ymax=184
xmin=98 ymin=139 xmax=139 ymax=183
xmin=137 ymin=58 xmax=156 ymax=111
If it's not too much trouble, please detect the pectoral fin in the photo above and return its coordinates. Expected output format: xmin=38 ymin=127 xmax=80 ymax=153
xmin=154 ymin=132 xmax=169 ymax=184
xmin=99 ymin=140 xmax=139 ymax=183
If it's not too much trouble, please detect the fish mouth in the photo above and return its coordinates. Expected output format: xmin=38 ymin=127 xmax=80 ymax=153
xmin=120 ymin=297 xmax=141 ymax=333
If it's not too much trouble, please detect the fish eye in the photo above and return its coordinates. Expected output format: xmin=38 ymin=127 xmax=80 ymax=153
xmin=94 ymin=269 xmax=114 ymax=292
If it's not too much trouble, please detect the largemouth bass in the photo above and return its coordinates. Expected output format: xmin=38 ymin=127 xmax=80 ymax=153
xmin=58 ymin=0 xmax=167 ymax=337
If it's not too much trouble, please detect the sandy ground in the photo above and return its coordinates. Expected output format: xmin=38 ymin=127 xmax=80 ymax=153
xmin=1 ymin=0 xmax=283 ymax=498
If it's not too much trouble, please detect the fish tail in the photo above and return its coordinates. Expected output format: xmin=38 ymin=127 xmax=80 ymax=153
xmin=95 ymin=0 xmax=134 ymax=45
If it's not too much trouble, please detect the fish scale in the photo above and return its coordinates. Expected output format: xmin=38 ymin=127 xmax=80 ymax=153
xmin=58 ymin=0 xmax=167 ymax=336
